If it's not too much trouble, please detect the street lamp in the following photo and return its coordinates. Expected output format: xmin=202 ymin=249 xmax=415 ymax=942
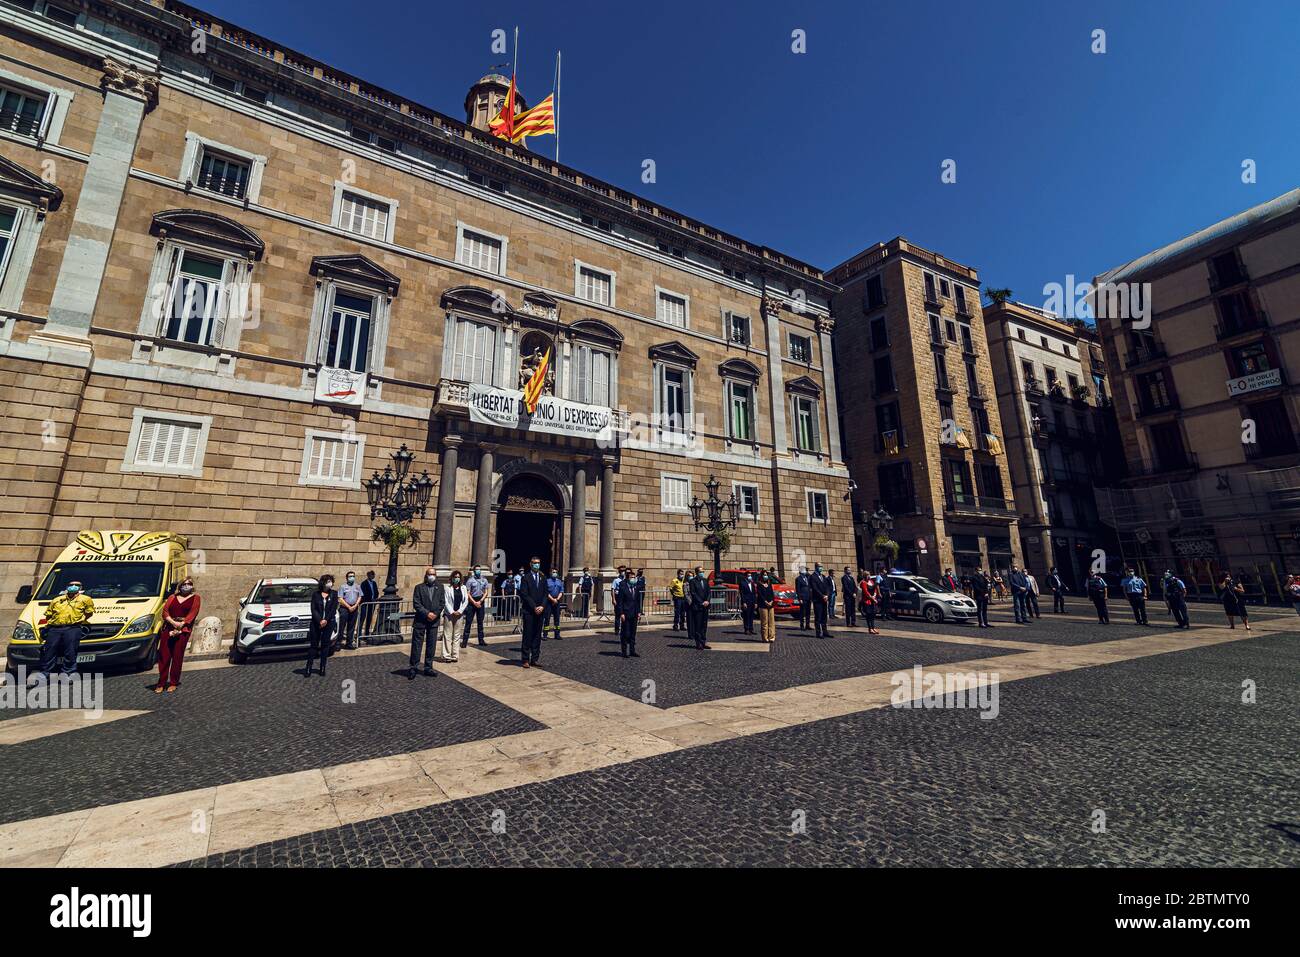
xmin=689 ymin=474 xmax=739 ymax=576
xmin=866 ymin=506 xmax=895 ymax=570
xmin=362 ymin=443 xmax=434 ymax=599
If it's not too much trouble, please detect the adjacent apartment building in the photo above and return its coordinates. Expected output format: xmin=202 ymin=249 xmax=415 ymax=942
xmin=829 ymin=239 xmax=1021 ymax=579
xmin=0 ymin=0 xmax=855 ymax=630
xmin=983 ymin=299 xmax=1124 ymax=589
xmin=1091 ymin=188 xmax=1300 ymax=600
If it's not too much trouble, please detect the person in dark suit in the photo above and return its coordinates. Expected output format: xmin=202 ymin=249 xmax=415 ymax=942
xmin=615 ymin=568 xmax=643 ymax=657
xmin=809 ymin=564 xmax=832 ymax=638
xmin=517 ymin=557 xmax=548 ymax=668
xmin=359 ymin=570 xmax=380 ymax=642
xmin=408 ymin=566 xmax=443 ymax=678
xmin=687 ymin=566 xmax=712 ymax=650
xmin=795 ymin=567 xmax=812 ymax=630
xmin=305 ymin=573 xmax=339 ymax=678
xmin=576 ymin=566 xmax=594 ymax=622
xmin=841 ymin=567 xmax=858 ymax=627
xmin=738 ymin=572 xmax=758 ymax=635
xmin=970 ymin=569 xmax=992 ymax=628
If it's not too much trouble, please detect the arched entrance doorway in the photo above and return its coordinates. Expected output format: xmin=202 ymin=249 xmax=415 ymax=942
xmin=495 ymin=474 xmax=563 ymax=576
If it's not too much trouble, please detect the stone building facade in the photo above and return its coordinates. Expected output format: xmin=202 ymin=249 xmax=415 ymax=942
xmin=982 ymin=300 xmax=1124 ymax=589
xmin=828 ymin=239 xmax=1021 ymax=579
xmin=1090 ymin=189 xmax=1300 ymax=600
xmin=0 ymin=0 xmax=854 ymax=634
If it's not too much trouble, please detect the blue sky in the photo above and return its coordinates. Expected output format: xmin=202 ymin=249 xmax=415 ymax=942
xmin=203 ymin=0 xmax=1298 ymax=305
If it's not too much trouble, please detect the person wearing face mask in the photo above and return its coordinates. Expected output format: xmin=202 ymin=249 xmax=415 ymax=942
xmin=615 ymin=568 xmax=643 ymax=657
xmin=359 ymin=570 xmax=380 ymax=641
xmin=809 ymin=563 xmax=832 ymax=638
xmin=440 ymin=571 xmax=469 ymax=662
xmin=575 ymin=566 xmax=594 ymax=622
xmin=518 ymin=557 xmax=548 ymax=668
xmin=338 ymin=571 xmax=363 ymax=650
xmin=841 ymin=567 xmax=858 ymax=628
xmin=32 ymin=580 xmax=94 ymax=685
xmin=738 ymin=572 xmax=758 ymax=636
xmin=545 ymin=568 xmax=565 ymax=640
xmin=155 ymin=577 xmax=201 ymax=693
xmin=687 ymin=566 xmax=712 ymax=650
xmin=305 ymin=574 xmax=339 ymax=678
xmin=756 ymin=572 xmax=777 ymax=643
xmin=408 ymin=566 xmax=443 ymax=678
xmin=794 ymin=566 xmax=812 ymax=630
xmin=462 ymin=566 xmax=490 ymax=648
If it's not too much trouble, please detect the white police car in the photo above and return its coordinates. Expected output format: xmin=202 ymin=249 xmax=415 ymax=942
xmin=882 ymin=574 xmax=978 ymax=623
xmin=230 ymin=578 xmax=336 ymax=663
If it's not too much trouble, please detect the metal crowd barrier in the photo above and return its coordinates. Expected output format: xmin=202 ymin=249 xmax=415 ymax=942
xmin=356 ymin=597 xmax=409 ymax=645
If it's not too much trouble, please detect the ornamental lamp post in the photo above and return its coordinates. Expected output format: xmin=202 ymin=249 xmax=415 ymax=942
xmin=867 ymin=505 xmax=895 ymax=570
xmin=362 ymin=443 xmax=434 ymax=599
xmin=689 ymin=474 xmax=739 ymax=577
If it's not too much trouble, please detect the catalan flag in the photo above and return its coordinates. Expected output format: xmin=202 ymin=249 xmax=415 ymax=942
xmin=984 ymin=433 xmax=1004 ymax=455
xmin=882 ymin=429 xmax=900 ymax=456
xmin=488 ymin=75 xmax=519 ymax=142
xmin=522 ymin=347 xmax=550 ymax=414
xmin=491 ymin=91 xmax=556 ymax=146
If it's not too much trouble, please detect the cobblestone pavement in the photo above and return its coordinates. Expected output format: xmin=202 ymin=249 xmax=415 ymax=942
xmin=185 ymin=620 xmax=1300 ymax=867
xmin=483 ymin=623 xmax=1022 ymax=708
xmin=0 ymin=652 xmax=541 ymax=825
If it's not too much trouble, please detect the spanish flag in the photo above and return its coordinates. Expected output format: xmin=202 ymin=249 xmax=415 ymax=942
xmin=488 ymin=75 xmax=519 ymax=142
xmin=522 ymin=347 xmax=550 ymax=414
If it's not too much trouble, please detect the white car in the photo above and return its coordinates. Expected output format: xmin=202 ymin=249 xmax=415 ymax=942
xmin=231 ymin=578 xmax=336 ymax=663
xmin=882 ymin=574 xmax=979 ymax=623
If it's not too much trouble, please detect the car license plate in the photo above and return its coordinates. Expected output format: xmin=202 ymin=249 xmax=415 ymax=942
xmin=75 ymin=653 xmax=96 ymax=663
xmin=275 ymin=630 xmax=307 ymax=642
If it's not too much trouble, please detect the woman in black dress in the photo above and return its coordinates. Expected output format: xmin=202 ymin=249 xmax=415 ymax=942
xmin=1219 ymin=572 xmax=1250 ymax=630
xmin=306 ymin=574 xmax=339 ymax=676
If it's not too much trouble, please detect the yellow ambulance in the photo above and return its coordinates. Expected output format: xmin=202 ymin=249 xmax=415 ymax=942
xmin=8 ymin=530 xmax=190 ymax=674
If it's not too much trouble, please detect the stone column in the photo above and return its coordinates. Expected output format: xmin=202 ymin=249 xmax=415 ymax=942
xmin=598 ymin=455 xmax=617 ymax=611
xmin=43 ymin=60 xmax=156 ymax=341
xmin=817 ymin=315 xmax=844 ymax=463
xmin=470 ymin=442 xmax=496 ymax=568
xmin=432 ymin=434 xmax=461 ymax=572
xmin=761 ymin=295 xmax=789 ymax=455
xmin=568 ymin=461 xmax=587 ymax=580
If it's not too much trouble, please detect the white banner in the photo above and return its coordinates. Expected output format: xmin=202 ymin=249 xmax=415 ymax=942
xmin=1226 ymin=368 xmax=1281 ymax=397
xmin=315 ymin=366 xmax=366 ymax=407
xmin=467 ymin=383 xmax=613 ymax=442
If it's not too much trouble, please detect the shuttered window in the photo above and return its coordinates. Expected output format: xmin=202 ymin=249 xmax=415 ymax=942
xmin=338 ymin=191 xmax=390 ymax=240
xmin=306 ymin=434 xmax=360 ymax=484
xmin=133 ymin=417 xmax=202 ymax=470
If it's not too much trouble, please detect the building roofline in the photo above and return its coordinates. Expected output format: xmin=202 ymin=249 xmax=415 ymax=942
xmin=97 ymin=1 xmax=832 ymax=291
xmin=825 ymin=236 xmax=979 ymax=286
xmin=1095 ymin=187 xmax=1300 ymax=286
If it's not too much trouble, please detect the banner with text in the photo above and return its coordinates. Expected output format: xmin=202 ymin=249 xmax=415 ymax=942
xmin=467 ymin=383 xmax=613 ymax=442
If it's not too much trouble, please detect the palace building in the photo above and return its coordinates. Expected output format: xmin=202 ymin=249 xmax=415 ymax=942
xmin=0 ymin=0 xmax=855 ymax=628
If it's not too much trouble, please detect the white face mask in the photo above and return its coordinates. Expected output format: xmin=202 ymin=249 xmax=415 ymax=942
xmin=426 ymin=575 xmax=437 ymax=584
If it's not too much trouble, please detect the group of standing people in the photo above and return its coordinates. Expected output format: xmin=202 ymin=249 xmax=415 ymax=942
xmin=405 ymin=565 xmax=495 ymax=677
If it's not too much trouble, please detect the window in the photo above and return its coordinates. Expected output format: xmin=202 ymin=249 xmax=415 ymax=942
xmin=351 ymin=126 xmax=398 ymax=153
xmin=945 ymin=319 xmax=958 ymax=343
xmin=806 ymin=490 xmax=829 ymax=523
xmin=457 ymin=226 xmax=505 ymax=275
xmin=1021 ymin=360 xmax=1037 ymax=387
xmin=1217 ymin=290 xmax=1261 ymax=334
xmin=869 ymin=315 xmax=889 ymax=350
xmin=42 ymin=3 xmax=78 ymax=26
xmin=0 ymin=82 xmax=47 ymax=138
xmin=450 ymin=317 xmax=496 ymax=384
xmin=1210 ymin=250 xmax=1247 ymax=289
xmin=1149 ymin=421 xmax=1189 ymax=471
xmin=865 ymin=274 xmax=886 ymax=310
xmin=1045 ymin=366 xmax=1058 ymax=388
xmin=301 ymin=430 xmax=364 ymax=488
xmin=875 ymin=401 xmax=900 ymax=433
xmin=972 ymin=405 xmax=991 ymax=437
xmin=726 ymin=380 xmax=755 ymax=442
xmin=727 ymin=311 xmax=751 ymax=345
xmin=660 ymin=365 xmax=692 ymax=434
xmin=661 ymin=473 xmax=690 ymax=512
xmin=161 ymin=249 xmax=230 ymax=347
xmin=319 ymin=290 xmax=374 ymax=373
xmin=1136 ymin=370 xmax=1175 ymax=413
xmin=793 ymin=395 xmax=821 ymax=452
xmin=581 ymin=213 xmax=614 ymax=233
xmin=573 ymin=344 xmax=613 ymax=406
xmin=965 ymin=360 xmax=980 ymax=396
xmin=934 ymin=352 xmax=951 ymax=390
xmin=338 ymin=191 xmax=391 ymax=241
xmin=656 ymin=289 xmax=688 ymax=327
xmin=788 ymin=332 xmax=812 ymax=363
xmin=923 ymin=271 xmax=938 ymax=302
xmin=122 ymin=409 xmax=212 ymax=478
xmin=940 ymin=278 xmax=951 ymax=298
xmin=1067 ymin=373 xmax=1080 ymax=394
xmin=1230 ymin=342 xmax=1271 ymax=376
xmin=954 ymin=285 xmax=968 ymax=314
xmin=734 ymin=482 xmax=759 ymax=519
xmin=928 ymin=313 xmax=942 ymax=345
xmin=947 ymin=460 xmax=973 ymax=505
xmin=0 ymin=203 xmax=22 ymax=286
xmin=468 ymin=171 xmax=507 ymax=193
xmin=1245 ymin=398 xmax=1297 ymax=458
xmin=959 ymin=323 xmax=974 ymax=353
xmin=576 ymin=263 xmax=614 ymax=306
xmin=874 ymin=355 xmax=896 ymax=394
xmin=979 ymin=464 xmax=1004 ymax=501
xmin=939 ymin=398 xmax=954 ymax=425
xmin=196 ymin=149 xmax=250 ymax=199
xmin=878 ymin=461 xmax=914 ymax=514
xmin=209 ymin=72 xmax=268 ymax=104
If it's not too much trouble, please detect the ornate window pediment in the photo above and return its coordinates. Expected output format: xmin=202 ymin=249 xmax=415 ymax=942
xmin=571 ymin=318 xmax=623 ymax=350
xmin=719 ymin=357 xmax=761 ymax=381
xmin=648 ymin=340 xmax=699 ymax=369
xmin=0 ymin=155 xmax=62 ymax=216
xmin=310 ymin=254 xmax=400 ymax=295
xmin=440 ymin=284 xmax=502 ymax=317
xmin=786 ymin=374 xmax=822 ymax=397
xmin=149 ymin=209 xmax=264 ymax=260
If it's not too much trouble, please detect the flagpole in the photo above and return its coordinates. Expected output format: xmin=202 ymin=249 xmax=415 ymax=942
xmin=554 ymin=50 xmax=562 ymax=164
xmin=512 ymin=25 xmax=518 ymax=82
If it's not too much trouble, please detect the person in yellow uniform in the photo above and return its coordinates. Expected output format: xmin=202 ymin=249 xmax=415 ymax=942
xmin=669 ymin=569 xmax=687 ymax=631
xmin=32 ymin=580 xmax=94 ymax=685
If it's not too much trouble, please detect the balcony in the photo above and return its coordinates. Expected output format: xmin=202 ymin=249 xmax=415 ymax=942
xmin=944 ymin=493 xmax=1018 ymax=520
xmin=432 ymin=378 xmax=630 ymax=437
xmin=1124 ymin=344 xmax=1167 ymax=367
xmin=1128 ymin=451 xmax=1200 ymax=479
xmin=1214 ymin=303 xmax=1268 ymax=341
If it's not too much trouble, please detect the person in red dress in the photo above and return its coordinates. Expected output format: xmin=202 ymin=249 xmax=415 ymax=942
xmin=156 ymin=577 xmax=201 ymax=693
xmin=859 ymin=576 xmax=882 ymax=635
